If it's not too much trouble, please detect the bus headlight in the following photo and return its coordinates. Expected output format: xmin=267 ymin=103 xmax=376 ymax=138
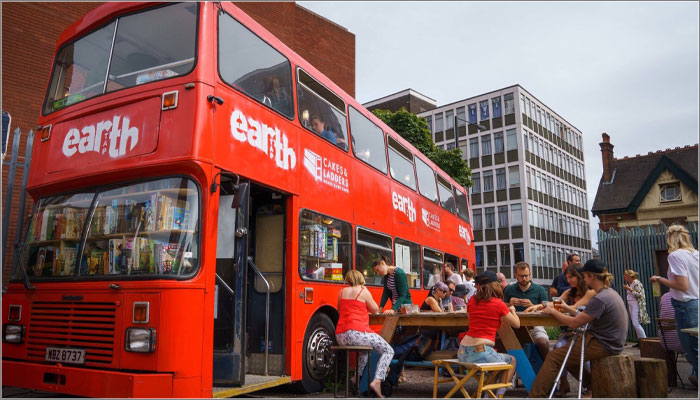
xmin=3 ymin=324 xmax=25 ymax=343
xmin=125 ymin=327 xmax=156 ymax=353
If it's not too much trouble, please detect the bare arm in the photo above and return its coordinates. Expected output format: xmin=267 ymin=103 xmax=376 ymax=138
xmin=425 ymin=297 xmax=442 ymax=312
xmin=501 ymin=305 xmax=520 ymax=328
xmin=651 ymin=275 xmax=689 ymax=292
xmin=362 ymin=288 xmax=379 ymax=314
xmin=542 ymin=304 xmax=594 ymax=329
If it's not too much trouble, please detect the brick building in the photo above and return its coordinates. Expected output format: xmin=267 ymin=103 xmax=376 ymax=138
xmin=1 ymin=2 xmax=355 ymax=286
xmin=592 ymin=133 xmax=698 ymax=231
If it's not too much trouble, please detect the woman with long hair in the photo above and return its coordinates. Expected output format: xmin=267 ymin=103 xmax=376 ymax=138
xmin=526 ymin=264 xmax=595 ymax=396
xmin=335 ymin=270 xmax=394 ymax=398
xmin=422 ymin=281 xmax=450 ymax=312
xmin=623 ymin=269 xmax=650 ymax=340
xmin=651 ymin=224 xmax=698 ymax=386
xmin=458 ymin=271 xmax=519 ymax=397
xmin=372 ymin=255 xmax=412 ymax=314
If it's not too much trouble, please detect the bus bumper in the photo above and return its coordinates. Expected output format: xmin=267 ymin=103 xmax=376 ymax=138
xmin=2 ymin=360 xmax=173 ymax=397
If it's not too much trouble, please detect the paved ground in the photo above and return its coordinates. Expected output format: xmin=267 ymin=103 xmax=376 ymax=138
xmin=3 ymin=343 xmax=698 ymax=398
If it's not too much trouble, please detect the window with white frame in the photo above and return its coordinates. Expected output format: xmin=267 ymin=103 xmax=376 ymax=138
xmin=660 ymin=182 xmax=681 ymax=202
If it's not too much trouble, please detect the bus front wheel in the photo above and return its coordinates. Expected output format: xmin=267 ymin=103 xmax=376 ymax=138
xmin=299 ymin=313 xmax=336 ymax=393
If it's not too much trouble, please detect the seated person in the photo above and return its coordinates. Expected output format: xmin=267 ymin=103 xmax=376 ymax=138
xmin=422 ymin=281 xmax=450 ymax=312
xmin=529 ymin=260 xmax=628 ymax=398
xmin=451 ymin=283 xmax=469 ymax=309
xmin=444 ymin=281 xmax=466 ymax=310
xmin=310 ymin=115 xmax=337 ymax=144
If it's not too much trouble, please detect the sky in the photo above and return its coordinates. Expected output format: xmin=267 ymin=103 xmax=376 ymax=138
xmin=298 ymin=1 xmax=700 ymax=248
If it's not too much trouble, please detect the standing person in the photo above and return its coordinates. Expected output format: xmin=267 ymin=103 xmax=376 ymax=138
xmin=623 ymin=270 xmax=650 ymax=341
xmin=529 ymin=260 xmax=628 ymax=398
xmin=373 ymin=255 xmax=412 ymax=314
xmin=422 ymin=281 xmax=450 ymax=312
xmin=335 ymin=270 xmax=394 ymax=398
xmin=444 ymin=262 xmax=463 ymax=285
xmin=549 ymin=253 xmax=581 ymax=298
xmin=651 ymin=224 xmax=699 ymax=386
xmin=504 ymin=261 xmax=550 ymax=361
xmin=463 ymin=268 xmax=477 ymax=302
xmin=458 ymin=271 xmax=519 ymax=398
xmin=496 ymin=272 xmax=509 ymax=290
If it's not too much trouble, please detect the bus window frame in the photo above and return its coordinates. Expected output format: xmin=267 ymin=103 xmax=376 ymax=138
xmin=42 ymin=2 xmax=200 ymax=116
xmin=414 ymin=156 xmax=439 ymax=204
xmin=296 ymin=67 xmax=349 ymax=152
xmin=436 ymin=173 xmax=457 ymax=214
xmin=13 ymin=175 xmax=203 ymax=283
xmin=298 ymin=208 xmax=353 ymax=284
xmin=422 ymin=245 xmax=444 ymax=290
xmin=386 ymin=134 xmax=417 ymax=191
xmin=355 ymin=226 xmax=393 ymax=287
xmin=217 ymin=8 xmax=295 ymax=122
xmin=347 ymin=105 xmax=389 ymax=176
xmin=394 ymin=237 xmax=421 ymax=290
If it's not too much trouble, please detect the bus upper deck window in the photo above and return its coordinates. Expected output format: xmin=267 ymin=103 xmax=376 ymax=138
xmin=219 ymin=11 xmax=294 ymax=119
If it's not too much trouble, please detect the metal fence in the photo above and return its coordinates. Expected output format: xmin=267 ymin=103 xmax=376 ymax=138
xmin=2 ymin=127 xmax=34 ymax=291
xmin=598 ymin=222 xmax=698 ymax=339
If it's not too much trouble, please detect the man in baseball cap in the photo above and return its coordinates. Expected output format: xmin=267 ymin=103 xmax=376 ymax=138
xmin=530 ymin=259 xmax=628 ymax=397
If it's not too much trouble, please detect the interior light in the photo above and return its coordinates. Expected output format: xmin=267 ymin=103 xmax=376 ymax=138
xmin=162 ymin=91 xmax=178 ymax=110
xmin=302 ymin=109 xmax=309 ymax=122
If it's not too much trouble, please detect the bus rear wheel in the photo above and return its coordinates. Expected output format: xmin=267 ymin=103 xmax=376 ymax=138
xmin=299 ymin=313 xmax=336 ymax=393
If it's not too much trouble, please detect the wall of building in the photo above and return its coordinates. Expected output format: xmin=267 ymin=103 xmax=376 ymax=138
xmin=623 ymin=169 xmax=698 ymax=227
xmin=1 ymin=2 xmax=355 ymax=287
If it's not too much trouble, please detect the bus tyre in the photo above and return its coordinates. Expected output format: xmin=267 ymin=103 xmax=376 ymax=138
xmin=299 ymin=313 xmax=336 ymax=393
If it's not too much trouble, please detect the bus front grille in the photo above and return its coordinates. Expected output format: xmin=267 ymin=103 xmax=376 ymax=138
xmin=26 ymin=301 xmax=117 ymax=365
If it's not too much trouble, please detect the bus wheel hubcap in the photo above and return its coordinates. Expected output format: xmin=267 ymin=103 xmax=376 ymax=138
xmin=306 ymin=326 xmax=334 ymax=380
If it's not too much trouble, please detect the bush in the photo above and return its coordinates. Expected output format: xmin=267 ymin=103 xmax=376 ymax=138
xmin=545 ymin=326 xmax=561 ymax=340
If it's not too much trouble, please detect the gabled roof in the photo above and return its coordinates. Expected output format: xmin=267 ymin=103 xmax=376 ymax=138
xmin=592 ymin=145 xmax=698 ymax=216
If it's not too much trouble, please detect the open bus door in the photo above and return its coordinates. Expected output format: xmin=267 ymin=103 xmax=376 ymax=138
xmin=212 ymin=175 xmax=290 ymax=395
xmin=213 ymin=176 xmax=249 ymax=386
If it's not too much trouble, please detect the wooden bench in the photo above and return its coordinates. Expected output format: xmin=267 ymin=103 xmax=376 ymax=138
xmin=431 ymin=359 xmax=513 ymax=398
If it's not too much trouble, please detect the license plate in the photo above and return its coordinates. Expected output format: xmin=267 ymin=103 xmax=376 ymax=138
xmin=45 ymin=347 xmax=86 ymax=364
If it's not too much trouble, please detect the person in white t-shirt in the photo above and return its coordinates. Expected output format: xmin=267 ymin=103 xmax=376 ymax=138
xmin=444 ymin=262 xmax=463 ymax=285
xmin=651 ymin=224 xmax=698 ymax=386
xmin=462 ymin=268 xmax=476 ymax=302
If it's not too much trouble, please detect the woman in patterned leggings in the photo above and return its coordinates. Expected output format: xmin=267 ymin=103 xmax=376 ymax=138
xmin=335 ymin=270 xmax=394 ymax=398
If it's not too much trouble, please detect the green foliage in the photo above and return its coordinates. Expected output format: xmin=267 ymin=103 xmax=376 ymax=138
xmin=545 ymin=326 xmax=561 ymax=340
xmin=372 ymin=107 xmax=472 ymax=188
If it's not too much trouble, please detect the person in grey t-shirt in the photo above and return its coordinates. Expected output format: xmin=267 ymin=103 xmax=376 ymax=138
xmin=529 ymin=259 xmax=628 ymax=398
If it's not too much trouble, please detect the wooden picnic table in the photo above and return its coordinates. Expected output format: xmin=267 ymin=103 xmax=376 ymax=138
xmin=680 ymin=326 xmax=698 ymax=337
xmin=369 ymin=311 xmax=561 ymax=391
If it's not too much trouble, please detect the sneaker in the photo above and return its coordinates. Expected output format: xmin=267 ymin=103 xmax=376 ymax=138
xmin=689 ymin=375 xmax=697 ymax=387
xmin=632 ymin=343 xmax=640 ymax=348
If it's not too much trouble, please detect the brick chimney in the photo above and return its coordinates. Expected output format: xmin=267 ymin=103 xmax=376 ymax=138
xmin=600 ymin=133 xmax=614 ymax=183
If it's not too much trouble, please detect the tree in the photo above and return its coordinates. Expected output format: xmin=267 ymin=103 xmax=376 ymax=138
xmin=372 ymin=107 xmax=472 ymax=188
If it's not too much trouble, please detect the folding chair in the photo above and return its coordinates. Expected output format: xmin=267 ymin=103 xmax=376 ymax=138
xmin=432 ymin=359 xmax=513 ymax=398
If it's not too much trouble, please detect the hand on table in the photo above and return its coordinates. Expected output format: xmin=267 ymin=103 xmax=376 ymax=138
xmin=383 ymin=309 xmax=395 ymax=314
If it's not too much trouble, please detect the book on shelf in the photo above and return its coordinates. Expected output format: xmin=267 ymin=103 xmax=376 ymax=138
xmin=108 ymin=238 xmax=123 ymax=274
xmin=40 ymin=209 xmax=50 ymax=241
xmin=87 ymin=248 xmax=107 ymax=275
xmin=154 ymin=242 xmax=180 ymax=274
xmin=61 ymin=246 xmax=77 ymax=275
xmin=34 ymin=246 xmax=59 ymax=276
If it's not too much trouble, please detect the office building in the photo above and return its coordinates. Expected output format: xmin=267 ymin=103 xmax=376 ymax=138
xmin=417 ymin=85 xmax=592 ymax=285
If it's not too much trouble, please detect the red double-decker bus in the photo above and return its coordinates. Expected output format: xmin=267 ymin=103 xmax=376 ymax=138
xmin=2 ymin=3 xmax=474 ymax=397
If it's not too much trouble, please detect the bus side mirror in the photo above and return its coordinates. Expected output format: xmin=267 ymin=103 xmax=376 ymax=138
xmin=231 ymin=182 xmax=249 ymax=209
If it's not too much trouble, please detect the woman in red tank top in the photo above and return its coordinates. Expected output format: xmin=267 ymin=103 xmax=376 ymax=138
xmin=336 ymin=270 xmax=394 ymax=398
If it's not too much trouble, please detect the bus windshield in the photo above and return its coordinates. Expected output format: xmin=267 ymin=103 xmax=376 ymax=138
xmin=43 ymin=2 xmax=198 ymax=114
xmin=15 ymin=177 xmax=200 ymax=281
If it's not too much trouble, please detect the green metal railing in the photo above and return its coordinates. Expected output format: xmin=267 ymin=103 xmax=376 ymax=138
xmin=598 ymin=222 xmax=698 ymax=339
